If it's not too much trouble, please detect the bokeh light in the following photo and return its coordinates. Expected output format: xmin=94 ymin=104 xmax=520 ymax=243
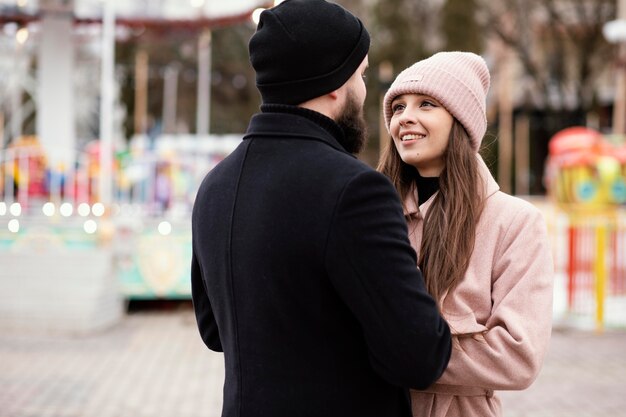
xmin=8 ymin=219 xmax=20 ymax=233
xmin=60 ymin=202 xmax=73 ymax=217
xmin=252 ymin=8 xmax=264 ymax=25
xmin=42 ymin=202 xmax=55 ymax=217
xmin=9 ymin=203 xmax=21 ymax=217
xmin=92 ymin=203 xmax=105 ymax=217
xmin=83 ymin=219 xmax=97 ymax=234
xmin=78 ymin=203 xmax=91 ymax=217
xmin=158 ymin=221 xmax=172 ymax=236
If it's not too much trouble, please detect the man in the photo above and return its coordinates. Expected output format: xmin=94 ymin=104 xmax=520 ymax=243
xmin=191 ymin=1 xmax=451 ymax=416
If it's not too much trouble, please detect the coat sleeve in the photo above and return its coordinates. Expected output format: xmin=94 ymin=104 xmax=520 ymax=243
xmin=324 ymin=170 xmax=451 ymax=390
xmin=437 ymin=204 xmax=554 ymax=390
xmin=191 ymin=249 xmax=223 ymax=352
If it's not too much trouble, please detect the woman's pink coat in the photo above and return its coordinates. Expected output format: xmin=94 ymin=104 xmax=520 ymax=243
xmin=406 ymin=156 xmax=554 ymax=417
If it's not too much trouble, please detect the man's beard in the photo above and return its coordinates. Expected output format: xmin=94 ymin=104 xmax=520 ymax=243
xmin=336 ymin=91 xmax=367 ymax=155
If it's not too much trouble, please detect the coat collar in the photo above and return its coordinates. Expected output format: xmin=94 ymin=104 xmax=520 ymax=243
xmin=403 ymin=154 xmax=500 ymax=218
xmin=243 ymin=107 xmax=354 ymax=158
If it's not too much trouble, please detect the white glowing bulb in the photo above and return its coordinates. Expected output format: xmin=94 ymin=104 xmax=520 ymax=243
xmin=60 ymin=202 xmax=73 ymax=217
xmin=252 ymin=8 xmax=265 ymax=25
xmin=92 ymin=203 xmax=105 ymax=217
xmin=0 ymin=202 xmax=6 ymax=216
xmin=78 ymin=203 xmax=91 ymax=217
xmin=603 ymin=19 xmax=626 ymax=44
xmin=9 ymin=202 xmax=21 ymax=216
xmin=158 ymin=221 xmax=172 ymax=236
xmin=42 ymin=202 xmax=55 ymax=216
xmin=8 ymin=219 xmax=20 ymax=233
xmin=84 ymin=219 xmax=97 ymax=234
xmin=15 ymin=27 xmax=28 ymax=45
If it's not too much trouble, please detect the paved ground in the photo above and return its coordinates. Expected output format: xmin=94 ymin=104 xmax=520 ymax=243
xmin=1 ymin=307 xmax=625 ymax=417
xmin=499 ymin=328 xmax=626 ymax=417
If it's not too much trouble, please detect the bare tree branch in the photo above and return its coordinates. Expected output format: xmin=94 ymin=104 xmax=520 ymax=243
xmin=478 ymin=0 xmax=615 ymax=113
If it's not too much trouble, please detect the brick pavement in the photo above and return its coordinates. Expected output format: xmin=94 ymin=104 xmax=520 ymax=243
xmin=0 ymin=310 xmax=224 ymax=417
xmin=500 ymin=328 xmax=626 ymax=417
xmin=1 ymin=309 xmax=625 ymax=417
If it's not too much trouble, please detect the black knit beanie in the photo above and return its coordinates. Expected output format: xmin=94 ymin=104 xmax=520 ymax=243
xmin=249 ymin=0 xmax=370 ymax=105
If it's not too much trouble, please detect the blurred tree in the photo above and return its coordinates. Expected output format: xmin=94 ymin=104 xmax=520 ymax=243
xmin=368 ymin=0 xmax=434 ymax=75
xmin=442 ymin=0 xmax=483 ymax=52
xmin=117 ymin=22 xmax=258 ymax=139
xmin=477 ymin=0 xmax=615 ymax=114
xmin=476 ymin=0 xmax=617 ymax=194
xmin=210 ymin=24 xmax=259 ymax=134
xmin=117 ymin=28 xmax=201 ymax=139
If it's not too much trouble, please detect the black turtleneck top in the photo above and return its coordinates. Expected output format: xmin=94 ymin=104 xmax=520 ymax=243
xmin=415 ymin=170 xmax=440 ymax=206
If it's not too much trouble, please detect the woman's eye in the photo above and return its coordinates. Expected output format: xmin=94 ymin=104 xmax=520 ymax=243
xmin=420 ymin=101 xmax=436 ymax=108
xmin=392 ymin=103 xmax=405 ymax=113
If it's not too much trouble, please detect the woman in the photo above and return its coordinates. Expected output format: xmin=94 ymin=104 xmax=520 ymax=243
xmin=378 ymin=51 xmax=554 ymax=417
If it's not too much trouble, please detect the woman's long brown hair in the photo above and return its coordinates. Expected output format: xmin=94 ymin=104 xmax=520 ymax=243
xmin=377 ymin=120 xmax=484 ymax=302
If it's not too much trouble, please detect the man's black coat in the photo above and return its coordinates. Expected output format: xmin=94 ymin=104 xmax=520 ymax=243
xmin=191 ymin=107 xmax=451 ymax=417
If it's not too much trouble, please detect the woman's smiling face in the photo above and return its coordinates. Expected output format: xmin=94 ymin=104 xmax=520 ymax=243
xmin=389 ymin=94 xmax=454 ymax=177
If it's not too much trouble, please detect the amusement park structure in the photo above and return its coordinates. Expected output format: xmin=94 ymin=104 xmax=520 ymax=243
xmin=0 ymin=0 xmax=274 ymax=332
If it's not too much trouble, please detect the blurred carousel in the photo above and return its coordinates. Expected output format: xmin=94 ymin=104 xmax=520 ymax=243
xmin=0 ymin=0 xmax=268 ymax=332
xmin=544 ymin=127 xmax=626 ymax=331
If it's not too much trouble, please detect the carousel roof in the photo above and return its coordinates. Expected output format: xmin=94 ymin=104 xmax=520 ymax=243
xmin=0 ymin=0 xmax=272 ymax=28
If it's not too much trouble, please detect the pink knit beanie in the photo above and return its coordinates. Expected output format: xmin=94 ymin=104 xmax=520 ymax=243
xmin=383 ymin=51 xmax=490 ymax=151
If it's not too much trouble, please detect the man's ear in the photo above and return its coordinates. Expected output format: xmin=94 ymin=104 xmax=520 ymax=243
xmin=298 ymin=87 xmax=344 ymax=120
xmin=328 ymin=89 xmax=340 ymax=100
xmin=314 ymin=88 xmax=343 ymax=120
